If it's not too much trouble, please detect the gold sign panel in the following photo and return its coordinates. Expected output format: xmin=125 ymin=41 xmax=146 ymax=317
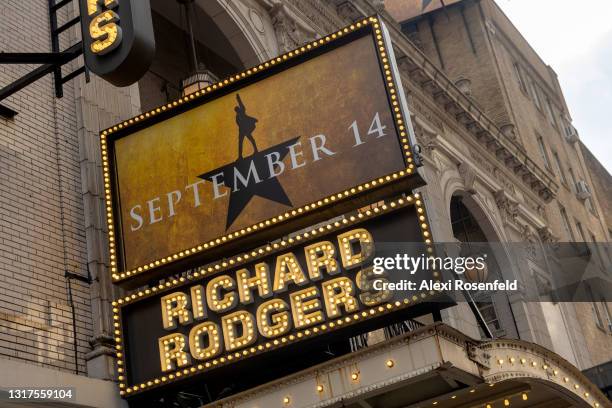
xmin=102 ymin=17 xmax=418 ymax=283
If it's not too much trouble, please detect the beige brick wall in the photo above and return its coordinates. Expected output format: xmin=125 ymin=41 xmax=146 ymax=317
xmin=0 ymin=0 xmax=92 ymax=373
xmin=581 ymin=142 xmax=612 ymax=234
xmin=574 ymin=302 xmax=612 ymax=367
xmin=482 ymin=0 xmax=608 ymax=244
xmin=410 ymin=2 xmax=511 ymax=126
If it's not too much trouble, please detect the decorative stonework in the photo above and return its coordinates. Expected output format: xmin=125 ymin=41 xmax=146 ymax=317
xmin=525 ymin=235 xmax=538 ymax=261
xmin=267 ymin=1 xmax=317 ymax=53
xmin=518 ymin=225 xmax=545 ymax=266
xmin=336 ymin=1 xmax=365 ymax=23
xmin=458 ymin=162 xmax=477 ymax=195
xmin=537 ymin=226 xmax=557 ymax=243
xmin=500 ymin=123 xmax=517 ymax=140
xmin=495 ymin=189 xmax=519 ymax=226
xmin=287 ymin=0 xmax=342 ymax=33
xmin=85 ymin=334 xmax=116 ymax=371
xmin=523 ymin=194 xmax=547 ymax=220
xmin=455 ymin=76 xmax=472 ymax=97
xmin=468 ymin=149 xmax=516 ymax=196
xmin=412 ymin=122 xmax=437 ymax=156
xmin=405 ymin=85 xmax=445 ymax=132
xmin=371 ymin=0 xmax=386 ymax=13
xmin=249 ymin=8 xmax=266 ymax=33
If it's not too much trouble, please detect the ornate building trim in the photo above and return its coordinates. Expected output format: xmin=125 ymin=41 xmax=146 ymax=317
xmin=495 ymin=189 xmax=520 ymax=228
xmin=256 ymin=0 xmax=318 ymax=53
xmin=342 ymin=0 xmax=558 ymax=204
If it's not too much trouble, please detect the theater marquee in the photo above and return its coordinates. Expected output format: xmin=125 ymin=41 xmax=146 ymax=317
xmin=102 ymin=17 xmax=421 ymax=285
xmin=113 ymin=195 xmax=440 ymax=397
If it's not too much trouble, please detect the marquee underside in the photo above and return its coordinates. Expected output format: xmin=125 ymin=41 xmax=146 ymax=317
xmin=203 ymin=323 xmax=607 ymax=408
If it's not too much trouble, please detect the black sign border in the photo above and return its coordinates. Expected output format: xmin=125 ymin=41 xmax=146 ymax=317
xmin=101 ymin=16 xmax=421 ymax=285
xmin=112 ymin=193 xmax=440 ymax=397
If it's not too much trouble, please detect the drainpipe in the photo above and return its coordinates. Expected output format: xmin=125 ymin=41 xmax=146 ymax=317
xmin=64 ymin=270 xmax=92 ymax=375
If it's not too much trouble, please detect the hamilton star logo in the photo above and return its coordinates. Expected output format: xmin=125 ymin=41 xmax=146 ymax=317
xmin=198 ymin=94 xmax=295 ymax=230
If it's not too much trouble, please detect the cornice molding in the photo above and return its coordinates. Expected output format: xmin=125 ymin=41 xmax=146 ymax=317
xmin=342 ymin=0 xmax=558 ymax=204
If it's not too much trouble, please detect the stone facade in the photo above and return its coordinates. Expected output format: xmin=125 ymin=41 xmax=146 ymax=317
xmin=381 ymin=0 xmax=611 ymax=369
xmin=0 ymin=0 xmax=610 ymax=406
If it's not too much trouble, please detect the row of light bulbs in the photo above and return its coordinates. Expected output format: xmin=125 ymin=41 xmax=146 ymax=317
xmin=111 ymin=194 xmax=428 ymax=308
xmin=495 ymin=355 xmax=600 ymax=406
xmin=281 ymin=359 xmax=396 ymax=406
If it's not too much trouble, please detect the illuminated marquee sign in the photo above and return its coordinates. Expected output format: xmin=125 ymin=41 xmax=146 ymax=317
xmin=102 ymin=17 xmax=421 ymax=285
xmin=113 ymin=195 xmax=440 ymax=397
xmin=79 ymin=0 xmax=155 ymax=86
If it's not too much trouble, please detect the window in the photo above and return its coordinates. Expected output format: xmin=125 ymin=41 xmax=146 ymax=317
xmin=528 ymin=77 xmax=542 ymax=110
xmin=552 ymin=151 xmax=567 ymax=185
xmin=568 ymin=167 xmax=577 ymax=193
xmin=575 ymin=220 xmax=586 ymax=242
xmin=601 ymin=302 xmax=612 ymax=332
xmin=562 ymin=119 xmax=575 ymax=139
xmin=545 ymin=97 xmax=557 ymax=128
xmin=537 ymin=135 xmax=551 ymax=169
xmin=585 ymin=196 xmax=597 ymax=215
xmin=513 ymin=62 xmax=527 ymax=94
xmin=588 ymin=231 xmax=606 ymax=269
xmin=587 ymin=284 xmax=612 ymax=333
xmin=559 ymin=206 xmax=575 ymax=240
xmin=476 ymin=300 xmax=503 ymax=334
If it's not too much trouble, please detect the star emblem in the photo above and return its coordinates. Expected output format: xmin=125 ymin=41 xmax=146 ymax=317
xmin=198 ymin=137 xmax=298 ymax=230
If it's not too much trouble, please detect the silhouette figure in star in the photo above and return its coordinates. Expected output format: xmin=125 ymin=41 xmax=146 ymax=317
xmin=235 ymin=94 xmax=259 ymax=159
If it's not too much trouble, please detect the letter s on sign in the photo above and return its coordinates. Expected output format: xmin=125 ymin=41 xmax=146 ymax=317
xmin=89 ymin=4 xmax=122 ymax=55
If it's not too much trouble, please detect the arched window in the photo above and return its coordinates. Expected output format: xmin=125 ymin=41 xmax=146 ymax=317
xmin=449 ymin=196 xmax=514 ymax=338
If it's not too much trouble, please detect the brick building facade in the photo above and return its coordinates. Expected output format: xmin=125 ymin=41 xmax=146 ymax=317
xmin=1 ymin=0 xmax=91 ymax=376
xmin=0 ymin=0 xmax=609 ymax=407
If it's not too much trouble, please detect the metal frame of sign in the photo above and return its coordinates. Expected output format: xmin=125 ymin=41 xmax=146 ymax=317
xmin=112 ymin=193 xmax=440 ymax=397
xmin=102 ymin=16 xmax=422 ymax=286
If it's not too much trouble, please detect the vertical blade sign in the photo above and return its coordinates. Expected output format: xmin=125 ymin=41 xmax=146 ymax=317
xmin=79 ymin=0 xmax=155 ymax=86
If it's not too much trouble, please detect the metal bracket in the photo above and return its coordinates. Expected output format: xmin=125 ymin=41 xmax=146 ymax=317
xmin=0 ymin=0 xmax=88 ymax=103
xmin=0 ymin=104 xmax=17 ymax=119
xmin=65 ymin=270 xmax=92 ymax=284
xmin=48 ymin=0 xmax=89 ymax=98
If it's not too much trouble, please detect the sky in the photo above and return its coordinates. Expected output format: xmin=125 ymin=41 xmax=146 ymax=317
xmin=495 ymin=0 xmax=612 ymax=173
